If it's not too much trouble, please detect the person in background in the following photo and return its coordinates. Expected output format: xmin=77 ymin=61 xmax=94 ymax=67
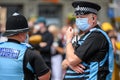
xmin=27 ymin=16 xmax=37 ymax=36
xmin=60 ymin=26 xmax=68 ymax=59
xmin=0 ymin=24 xmax=7 ymax=42
xmin=32 ymin=17 xmax=53 ymax=69
xmin=101 ymin=22 xmax=117 ymax=53
xmin=101 ymin=22 xmax=120 ymax=80
xmin=48 ymin=25 xmax=64 ymax=80
xmin=0 ymin=35 xmax=7 ymax=42
xmin=62 ymin=1 xmax=114 ymax=80
xmin=0 ymin=13 xmax=50 ymax=80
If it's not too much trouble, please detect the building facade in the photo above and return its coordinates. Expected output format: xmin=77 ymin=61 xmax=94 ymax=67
xmin=0 ymin=0 xmax=111 ymax=28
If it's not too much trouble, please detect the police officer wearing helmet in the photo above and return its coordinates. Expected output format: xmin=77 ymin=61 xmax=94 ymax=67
xmin=62 ymin=1 xmax=114 ymax=80
xmin=0 ymin=13 xmax=50 ymax=80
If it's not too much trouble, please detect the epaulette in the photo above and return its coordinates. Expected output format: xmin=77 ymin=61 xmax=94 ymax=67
xmin=21 ymin=43 xmax=33 ymax=49
xmin=0 ymin=41 xmax=5 ymax=44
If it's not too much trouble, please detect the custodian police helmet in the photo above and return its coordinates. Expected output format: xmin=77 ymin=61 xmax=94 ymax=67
xmin=2 ymin=13 xmax=29 ymax=36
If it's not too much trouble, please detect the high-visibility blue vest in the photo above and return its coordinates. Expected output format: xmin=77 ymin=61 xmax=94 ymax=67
xmin=64 ymin=28 xmax=114 ymax=80
xmin=0 ymin=41 xmax=32 ymax=80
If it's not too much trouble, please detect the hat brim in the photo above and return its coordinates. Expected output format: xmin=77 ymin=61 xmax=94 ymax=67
xmin=72 ymin=1 xmax=101 ymax=11
xmin=2 ymin=28 xmax=29 ymax=36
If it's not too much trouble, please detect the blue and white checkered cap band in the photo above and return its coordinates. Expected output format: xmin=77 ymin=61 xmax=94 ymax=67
xmin=75 ymin=6 xmax=98 ymax=14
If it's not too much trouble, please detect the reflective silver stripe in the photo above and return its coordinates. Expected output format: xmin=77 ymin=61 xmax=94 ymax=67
xmin=6 ymin=28 xmax=29 ymax=32
xmin=75 ymin=6 xmax=97 ymax=14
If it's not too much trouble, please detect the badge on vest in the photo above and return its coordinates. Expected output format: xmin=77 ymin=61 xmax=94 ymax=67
xmin=0 ymin=48 xmax=20 ymax=59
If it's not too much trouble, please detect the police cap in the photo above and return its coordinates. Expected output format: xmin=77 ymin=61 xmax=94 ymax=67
xmin=72 ymin=1 xmax=101 ymax=15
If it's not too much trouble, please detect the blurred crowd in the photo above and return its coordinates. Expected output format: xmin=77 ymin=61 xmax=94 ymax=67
xmin=0 ymin=15 xmax=120 ymax=80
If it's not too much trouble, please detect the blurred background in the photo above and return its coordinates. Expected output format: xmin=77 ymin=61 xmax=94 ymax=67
xmin=0 ymin=0 xmax=120 ymax=32
xmin=0 ymin=0 xmax=120 ymax=80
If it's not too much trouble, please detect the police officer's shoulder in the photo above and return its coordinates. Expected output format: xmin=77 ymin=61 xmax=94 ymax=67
xmin=0 ymin=41 xmax=4 ymax=44
xmin=27 ymin=46 xmax=40 ymax=55
xmin=90 ymin=31 xmax=108 ymax=44
xmin=26 ymin=45 xmax=37 ymax=52
xmin=21 ymin=43 xmax=39 ymax=54
xmin=25 ymin=46 xmax=40 ymax=61
xmin=21 ymin=43 xmax=40 ymax=57
xmin=21 ymin=43 xmax=33 ymax=48
xmin=91 ymin=30 xmax=101 ymax=34
xmin=90 ymin=30 xmax=105 ymax=38
xmin=0 ymin=40 xmax=7 ymax=44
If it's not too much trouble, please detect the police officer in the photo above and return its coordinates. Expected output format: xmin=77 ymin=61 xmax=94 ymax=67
xmin=62 ymin=1 xmax=114 ymax=80
xmin=0 ymin=13 xmax=50 ymax=80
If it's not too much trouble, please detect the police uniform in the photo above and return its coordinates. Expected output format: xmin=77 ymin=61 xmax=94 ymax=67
xmin=63 ymin=1 xmax=114 ymax=80
xmin=0 ymin=13 xmax=49 ymax=80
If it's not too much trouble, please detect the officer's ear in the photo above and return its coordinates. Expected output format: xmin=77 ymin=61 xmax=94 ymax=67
xmin=92 ymin=14 xmax=97 ymax=22
xmin=18 ymin=32 xmax=26 ymax=42
xmin=92 ymin=17 xmax=94 ymax=20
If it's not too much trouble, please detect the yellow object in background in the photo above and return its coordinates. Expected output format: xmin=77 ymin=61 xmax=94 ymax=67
xmin=101 ymin=22 xmax=113 ymax=31
xmin=113 ymin=41 xmax=120 ymax=80
xmin=112 ymin=61 xmax=120 ymax=80
xmin=116 ymin=41 xmax=120 ymax=50
xmin=29 ymin=35 xmax=42 ymax=44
